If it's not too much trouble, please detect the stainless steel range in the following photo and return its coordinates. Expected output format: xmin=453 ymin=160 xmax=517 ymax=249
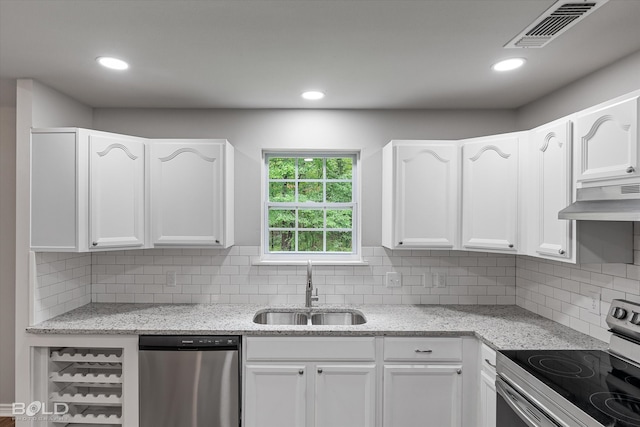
xmin=496 ymin=299 xmax=640 ymax=427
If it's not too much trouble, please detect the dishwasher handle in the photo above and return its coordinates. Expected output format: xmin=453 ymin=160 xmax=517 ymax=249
xmin=139 ymin=335 xmax=240 ymax=351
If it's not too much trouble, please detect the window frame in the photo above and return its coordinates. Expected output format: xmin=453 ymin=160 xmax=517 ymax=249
xmin=260 ymin=149 xmax=363 ymax=264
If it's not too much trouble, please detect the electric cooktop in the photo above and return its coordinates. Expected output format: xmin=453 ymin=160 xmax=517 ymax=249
xmin=500 ymin=348 xmax=640 ymax=427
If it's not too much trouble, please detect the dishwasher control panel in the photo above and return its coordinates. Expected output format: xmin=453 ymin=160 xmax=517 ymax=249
xmin=139 ymin=335 xmax=240 ymax=350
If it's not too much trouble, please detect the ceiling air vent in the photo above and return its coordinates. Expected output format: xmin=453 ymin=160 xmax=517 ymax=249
xmin=504 ymin=0 xmax=609 ymax=49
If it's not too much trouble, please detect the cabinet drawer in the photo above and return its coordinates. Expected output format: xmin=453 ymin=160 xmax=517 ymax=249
xmin=481 ymin=343 xmax=497 ymax=372
xmin=383 ymin=337 xmax=462 ymax=362
xmin=246 ymin=337 xmax=376 ymax=361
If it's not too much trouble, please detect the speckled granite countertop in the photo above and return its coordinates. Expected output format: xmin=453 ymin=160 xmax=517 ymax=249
xmin=27 ymin=303 xmax=607 ymax=351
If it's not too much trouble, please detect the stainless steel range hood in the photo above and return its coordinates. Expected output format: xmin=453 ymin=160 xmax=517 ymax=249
xmin=558 ymin=184 xmax=640 ymax=221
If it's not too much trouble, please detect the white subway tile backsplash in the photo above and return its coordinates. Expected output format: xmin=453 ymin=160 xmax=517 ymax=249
xmin=516 ymin=228 xmax=640 ymax=342
xmin=84 ymin=246 xmax=517 ymax=306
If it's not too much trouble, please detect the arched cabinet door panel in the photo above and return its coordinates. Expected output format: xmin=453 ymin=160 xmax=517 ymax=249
xmin=576 ymin=96 xmax=639 ymax=184
xmin=462 ymin=136 xmax=519 ymax=252
xmin=150 ymin=140 xmax=234 ymax=247
xmin=382 ymin=140 xmax=460 ymax=250
xmin=89 ymin=134 xmax=146 ymax=249
xmin=533 ymin=120 xmax=572 ymax=260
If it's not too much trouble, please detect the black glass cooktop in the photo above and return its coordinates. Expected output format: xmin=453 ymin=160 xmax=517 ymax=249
xmin=501 ymin=349 xmax=640 ymax=427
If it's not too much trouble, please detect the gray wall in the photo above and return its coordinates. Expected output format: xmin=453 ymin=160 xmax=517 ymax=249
xmin=516 ymin=49 xmax=640 ymax=129
xmin=0 ymin=78 xmax=17 ymax=408
xmin=93 ymin=108 xmax=518 ymax=246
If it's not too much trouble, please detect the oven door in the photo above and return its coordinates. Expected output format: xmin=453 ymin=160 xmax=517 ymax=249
xmin=496 ymin=377 xmax=565 ymax=427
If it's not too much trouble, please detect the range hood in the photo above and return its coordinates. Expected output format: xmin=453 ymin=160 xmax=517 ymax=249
xmin=559 ymin=184 xmax=640 ymax=221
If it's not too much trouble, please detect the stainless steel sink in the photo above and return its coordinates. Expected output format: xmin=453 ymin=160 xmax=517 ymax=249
xmin=310 ymin=311 xmax=366 ymax=325
xmin=252 ymin=310 xmax=308 ymax=325
xmin=252 ymin=309 xmax=366 ymax=325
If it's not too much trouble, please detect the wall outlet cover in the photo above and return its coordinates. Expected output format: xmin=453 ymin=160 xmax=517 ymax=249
xmin=166 ymin=271 xmax=177 ymax=287
xmin=586 ymin=291 xmax=601 ymax=315
xmin=433 ymin=272 xmax=446 ymax=288
xmin=386 ymin=271 xmax=402 ymax=287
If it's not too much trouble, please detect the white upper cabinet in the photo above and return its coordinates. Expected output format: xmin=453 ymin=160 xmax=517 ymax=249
xmin=532 ymin=119 xmax=573 ymax=260
xmin=89 ymin=134 xmax=146 ymax=249
xmin=150 ymin=140 xmax=234 ymax=247
xmin=462 ymin=135 xmax=520 ymax=253
xmin=31 ymin=128 xmax=147 ymax=252
xmin=382 ymin=141 xmax=460 ymax=249
xmin=575 ymin=96 xmax=639 ymax=185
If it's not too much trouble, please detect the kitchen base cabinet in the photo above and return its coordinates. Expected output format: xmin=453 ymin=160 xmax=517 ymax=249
xmin=315 ymin=364 xmax=376 ymax=427
xmin=479 ymin=344 xmax=497 ymax=427
xmin=244 ymin=365 xmax=307 ymax=427
xmin=383 ymin=365 xmax=462 ymax=427
xmin=244 ymin=337 xmax=377 ymax=427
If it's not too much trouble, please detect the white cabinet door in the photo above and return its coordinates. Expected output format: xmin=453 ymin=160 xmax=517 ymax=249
xmin=315 ymin=364 xmax=376 ymax=427
xmin=387 ymin=142 xmax=459 ymax=249
xmin=89 ymin=134 xmax=145 ymax=249
xmin=244 ymin=365 xmax=307 ymax=427
xmin=151 ymin=141 xmax=229 ymax=246
xmin=383 ymin=365 xmax=462 ymax=427
xmin=462 ymin=136 xmax=519 ymax=252
xmin=533 ymin=120 xmax=572 ymax=260
xmin=479 ymin=370 xmax=496 ymax=427
xmin=575 ymin=96 xmax=639 ymax=184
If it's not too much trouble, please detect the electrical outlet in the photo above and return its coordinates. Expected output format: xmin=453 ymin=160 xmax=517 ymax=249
xmin=433 ymin=272 xmax=446 ymax=288
xmin=166 ymin=271 xmax=177 ymax=287
xmin=386 ymin=272 xmax=401 ymax=288
xmin=586 ymin=291 xmax=601 ymax=315
xmin=422 ymin=274 xmax=430 ymax=288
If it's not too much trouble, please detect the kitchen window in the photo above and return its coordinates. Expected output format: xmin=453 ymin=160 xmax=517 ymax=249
xmin=261 ymin=151 xmax=362 ymax=263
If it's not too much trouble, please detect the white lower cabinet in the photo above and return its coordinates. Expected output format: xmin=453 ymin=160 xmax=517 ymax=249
xmin=479 ymin=344 xmax=497 ymax=427
xmin=243 ymin=336 xmax=478 ymax=427
xmin=244 ymin=365 xmax=307 ymax=427
xmin=244 ymin=337 xmax=376 ymax=427
xmin=314 ymin=364 xmax=376 ymax=427
xmin=383 ymin=364 xmax=462 ymax=427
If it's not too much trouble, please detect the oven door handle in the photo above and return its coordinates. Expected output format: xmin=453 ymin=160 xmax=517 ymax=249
xmin=496 ymin=378 xmax=564 ymax=427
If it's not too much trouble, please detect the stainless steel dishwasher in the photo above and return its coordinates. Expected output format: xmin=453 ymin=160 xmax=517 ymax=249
xmin=139 ymin=335 xmax=240 ymax=427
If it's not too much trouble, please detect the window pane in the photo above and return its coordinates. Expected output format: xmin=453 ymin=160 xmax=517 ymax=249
xmin=269 ymin=182 xmax=295 ymax=202
xmin=298 ymin=209 xmax=323 ymax=228
xmin=299 ymin=182 xmax=323 ymax=202
xmin=326 ymin=157 xmax=353 ymax=179
xmin=327 ymin=231 xmax=352 ymax=252
xmin=326 ymin=182 xmax=352 ymax=202
xmin=298 ymin=158 xmax=323 ymax=179
xmin=269 ymin=231 xmax=295 ymax=252
xmin=298 ymin=231 xmax=323 ymax=251
xmin=326 ymin=209 xmax=352 ymax=229
xmin=269 ymin=209 xmax=295 ymax=228
xmin=269 ymin=158 xmax=295 ymax=179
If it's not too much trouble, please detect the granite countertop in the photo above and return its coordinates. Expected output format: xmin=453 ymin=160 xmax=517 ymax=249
xmin=27 ymin=303 xmax=608 ymax=351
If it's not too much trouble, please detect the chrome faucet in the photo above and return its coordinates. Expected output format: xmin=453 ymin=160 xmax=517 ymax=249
xmin=305 ymin=260 xmax=318 ymax=308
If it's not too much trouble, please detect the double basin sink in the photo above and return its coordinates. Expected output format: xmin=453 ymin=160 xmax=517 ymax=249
xmin=253 ymin=308 xmax=367 ymax=326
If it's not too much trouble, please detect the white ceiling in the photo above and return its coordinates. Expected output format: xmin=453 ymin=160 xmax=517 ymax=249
xmin=1 ymin=0 xmax=639 ymax=109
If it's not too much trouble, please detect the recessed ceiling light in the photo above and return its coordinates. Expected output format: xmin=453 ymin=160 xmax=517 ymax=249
xmin=491 ymin=58 xmax=526 ymax=72
xmin=96 ymin=56 xmax=129 ymax=71
xmin=301 ymin=91 xmax=325 ymax=100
